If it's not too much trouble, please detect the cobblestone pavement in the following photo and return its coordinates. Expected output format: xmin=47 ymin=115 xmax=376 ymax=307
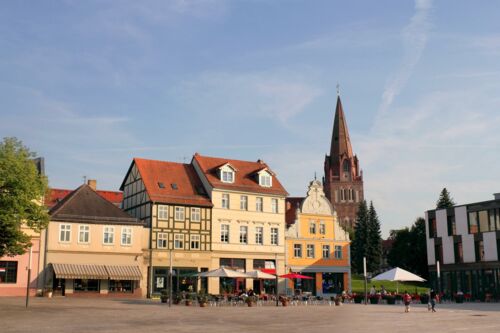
xmin=1 ymin=297 xmax=500 ymax=333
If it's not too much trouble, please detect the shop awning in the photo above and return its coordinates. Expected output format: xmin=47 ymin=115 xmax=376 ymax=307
xmin=106 ymin=265 xmax=142 ymax=280
xmin=52 ymin=263 xmax=108 ymax=280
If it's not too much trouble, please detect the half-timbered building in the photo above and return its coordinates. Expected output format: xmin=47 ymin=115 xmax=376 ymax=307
xmin=120 ymin=158 xmax=213 ymax=296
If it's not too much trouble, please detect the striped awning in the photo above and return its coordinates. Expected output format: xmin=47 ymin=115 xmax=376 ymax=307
xmin=106 ymin=265 xmax=142 ymax=280
xmin=52 ymin=263 xmax=108 ymax=280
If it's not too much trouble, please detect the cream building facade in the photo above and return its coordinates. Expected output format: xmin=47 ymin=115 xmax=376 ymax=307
xmin=192 ymin=154 xmax=288 ymax=295
xmin=41 ymin=184 xmax=144 ymax=297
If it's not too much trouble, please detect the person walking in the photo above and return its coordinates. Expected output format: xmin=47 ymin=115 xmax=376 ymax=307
xmin=430 ymin=289 xmax=437 ymax=312
xmin=403 ymin=291 xmax=412 ymax=313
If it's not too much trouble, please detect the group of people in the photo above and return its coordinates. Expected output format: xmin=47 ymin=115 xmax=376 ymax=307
xmin=369 ymin=285 xmax=438 ymax=313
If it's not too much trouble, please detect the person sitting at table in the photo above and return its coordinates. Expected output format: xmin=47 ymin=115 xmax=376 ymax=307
xmin=370 ymin=285 xmax=376 ymax=296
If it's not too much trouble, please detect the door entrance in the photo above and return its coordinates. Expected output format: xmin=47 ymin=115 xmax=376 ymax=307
xmin=53 ymin=274 xmax=65 ymax=296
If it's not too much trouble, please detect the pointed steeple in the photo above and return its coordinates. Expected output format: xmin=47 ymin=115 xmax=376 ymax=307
xmin=330 ymin=96 xmax=353 ymax=161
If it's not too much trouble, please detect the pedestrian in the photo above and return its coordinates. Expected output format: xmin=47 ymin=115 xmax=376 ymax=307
xmin=430 ymin=289 xmax=437 ymax=312
xmin=403 ymin=291 xmax=412 ymax=313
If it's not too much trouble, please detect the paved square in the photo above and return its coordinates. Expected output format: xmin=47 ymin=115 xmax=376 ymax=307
xmin=1 ymin=297 xmax=500 ymax=333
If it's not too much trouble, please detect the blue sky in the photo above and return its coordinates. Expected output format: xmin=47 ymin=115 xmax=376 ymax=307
xmin=1 ymin=0 xmax=500 ymax=237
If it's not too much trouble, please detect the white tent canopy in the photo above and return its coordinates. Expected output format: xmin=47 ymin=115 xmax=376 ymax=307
xmin=196 ymin=267 xmax=250 ymax=278
xmin=371 ymin=267 xmax=425 ymax=293
xmin=246 ymin=270 xmax=276 ymax=279
xmin=372 ymin=267 xmax=426 ymax=282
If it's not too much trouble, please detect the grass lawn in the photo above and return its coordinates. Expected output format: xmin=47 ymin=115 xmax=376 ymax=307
xmin=351 ymin=274 xmax=428 ymax=294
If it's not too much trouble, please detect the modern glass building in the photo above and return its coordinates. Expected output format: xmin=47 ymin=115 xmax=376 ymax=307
xmin=425 ymin=193 xmax=500 ymax=301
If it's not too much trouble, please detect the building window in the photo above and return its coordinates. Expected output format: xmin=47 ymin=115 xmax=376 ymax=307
xmin=475 ymin=240 xmax=484 ymax=262
xmin=255 ymin=227 xmax=263 ymax=245
xmin=157 ymin=233 xmax=168 ymax=248
xmin=259 ymin=172 xmax=272 ymax=187
xmin=240 ymin=196 xmax=248 ymax=211
xmin=256 ymin=197 xmax=263 ymax=212
xmin=428 ymin=218 xmax=437 ymax=238
xmin=190 ymin=234 xmax=200 ymax=250
xmin=334 ymin=245 xmax=342 ymax=259
xmin=322 ymin=245 xmax=330 ymax=259
xmin=270 ymin=227 xmax=279 ymax=245
xmin=174 ymin=234 xmax=184 ymax=249
xmin=435 ymin=244 xmax=443 ymax=264
xmin=103 ymin=226 xmax=114 ymax=244
xmin=307 ymin=244 xmax=315 ymax=258
xmin=0 ymin=261 xmax=18 ymax=283
xmin=191 ymin=208 xmax=201 ymax=222
xmin=221 ymin=170 xmax=234 ymax=183
xmin=454 ymin=241 xmax=463 ymax=264
xmin=158 ymin=205 xmax=168 ymax=220
xmin=239 ymin=226 xmax=248 ymax=244
xmin=121 ymin=227 xmax=132 ymax=245
xmin=174 ymin=207 xmax=185 ymax=221
xmin=221 ymin=224 xmax=229 ymax=243
xmin=478 ymin=210 xmax=489 ymax=232
xmin=59 ymin=224 xmax=71 ymax=242
xmin=489 ymin=209 xmax=497 ymax=232
xmin=271 ymin=198 xmax=278 ymax=213
xmin=222 ymin=194 xmax=230 ymax=209
xmin=294 ymin=244 xmax=302 ymax=258
xmin=319 ymin=222 xmax=326 ymax=235
xmin=468 ymin=212 xmax=478 ymax=234
xmin=309 ymin=221 xmax=316 ymax=234
xmin=78 ymin=225 xmax=89 ymax=243
xmin=447 ymin=215 xmax=456 ymax=236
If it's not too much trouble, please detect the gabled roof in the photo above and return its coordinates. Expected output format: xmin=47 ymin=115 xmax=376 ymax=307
xmin=128 ymin=158 xmax=212 ymax=207
xmin=47 ymin=188 xmax=122 ymax=208
xmin=50 ymin=185 xmax=139 ymax=225
xmin=193 ymin=154 xmax=288 ymax=196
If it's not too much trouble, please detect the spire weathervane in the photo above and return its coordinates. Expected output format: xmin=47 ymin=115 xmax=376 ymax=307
xmin=336 ymin=82 xmax=340 ymax=96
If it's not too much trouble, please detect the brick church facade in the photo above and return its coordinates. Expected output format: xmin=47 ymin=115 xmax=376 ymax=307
xmin=323 ymin=96 xmax=364 ymax=230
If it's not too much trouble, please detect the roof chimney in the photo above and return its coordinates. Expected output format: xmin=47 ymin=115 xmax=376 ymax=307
xmin=87 ymin=179 xmax=97 ymax=190
xmin=494 ymin=193 xmax=500 ymax=200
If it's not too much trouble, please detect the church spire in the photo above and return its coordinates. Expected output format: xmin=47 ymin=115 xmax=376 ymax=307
xmin=329 ymin=95 xmax=353 ymax=161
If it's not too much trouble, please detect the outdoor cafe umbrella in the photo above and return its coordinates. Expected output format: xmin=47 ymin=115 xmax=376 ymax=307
xmin=371 ymin=267 xmax=426 ymax=293
xmin=196 ymin=267 xmax=251 ymax=278
xmin=246 ymin=270 xmax=276 ymax=279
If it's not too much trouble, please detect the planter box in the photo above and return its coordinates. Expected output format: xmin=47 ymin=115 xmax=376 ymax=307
xmin=354 ymin=297 xmax=363 ymax=304
xmin=369 ymin=297 xmax=379 ymax=304
xmin=386 ymin=298 xmax=396 ymax=305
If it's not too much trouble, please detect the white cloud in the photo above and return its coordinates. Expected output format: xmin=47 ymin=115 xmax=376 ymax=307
xmin=173 ymin=69 xmax=323 ymax=125
xmin=358 ymin=88 xmax=500 ymax=236
xmin=378 ymin=0 xmax=433 ymax=116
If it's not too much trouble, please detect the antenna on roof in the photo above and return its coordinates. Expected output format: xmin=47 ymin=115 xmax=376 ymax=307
xmin=183 ymin=156 xmax=187 ymax=163
xmin=314 ymin=172 xmax=317 ymax=180
xmin=83 ymin=175 xmax=87 ymax=184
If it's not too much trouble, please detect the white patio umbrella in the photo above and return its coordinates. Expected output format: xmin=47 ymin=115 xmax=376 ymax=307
xmin=246 ymin=270 xmax=276 ymax=279
xmin=371 ymin=267 xmax=426 ymax=293
xmin=196 ymin=267 xmax=251 ymax=278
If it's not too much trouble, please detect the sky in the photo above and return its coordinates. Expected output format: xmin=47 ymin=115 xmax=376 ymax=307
xmin=1 ymin=0 xmax=500 ymax=237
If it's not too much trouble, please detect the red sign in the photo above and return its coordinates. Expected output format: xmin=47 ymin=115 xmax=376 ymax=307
xmin=0 ymin=268 xmax=6 ymax=272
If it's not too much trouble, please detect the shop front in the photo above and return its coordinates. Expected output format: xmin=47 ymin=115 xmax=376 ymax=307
xmin=252 ymin=259 xmax=277 ymax=295
xmin=50 ymin=263 xmax=142 ymax=297
xmin=152 ymin=267 xmax=206 ymax=295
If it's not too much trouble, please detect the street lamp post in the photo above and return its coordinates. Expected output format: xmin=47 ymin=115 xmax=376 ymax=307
xmin=363 ymin=257 xmax=367 ymax=305
xmin=169 ymin=249 xmax=173 ymax=307
xmin=25 ymin=247 xmax=32 ymax=308
xmin=275 ymin=253 xmax=279 ymax=307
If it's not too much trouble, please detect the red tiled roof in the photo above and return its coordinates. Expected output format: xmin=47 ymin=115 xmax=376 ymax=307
xmin=47 ymin=188 xmax=122 ymax=208
xmin=192 ymin=154 xmax=288 ymax=196
xmin=285 ymin=197 xmax=304 ymax=225
xmin=132 ymin=158 xmax=212 ymax=207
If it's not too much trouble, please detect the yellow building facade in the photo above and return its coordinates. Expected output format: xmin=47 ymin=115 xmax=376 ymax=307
xmin=285 ymin=180 xmax=351 ymax=296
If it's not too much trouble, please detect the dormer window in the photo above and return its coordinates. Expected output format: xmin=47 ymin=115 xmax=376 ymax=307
xmin=222 ymin=170 xmax=234 ymax=183
xmin=219 ymin=164 xmax=236 ymax=183
xmin=259 ymin=172 xmax=272 ymax=187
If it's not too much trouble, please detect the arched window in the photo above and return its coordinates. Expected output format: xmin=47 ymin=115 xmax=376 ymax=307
xmin=343 ymin=160 xmax=350 ymax=172
xmin=342 ymin=160 xmax=351 ymax=180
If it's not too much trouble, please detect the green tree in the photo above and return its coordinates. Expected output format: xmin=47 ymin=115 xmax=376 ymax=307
xmin=387 ymin=217 xmax=428 ymax=279
xmin=350 ymin=200 xmax=368 ymax=274
xmin=366 ymin=201 xmax=382 ymax=273
xmin=436 ymin=188 xmax=456 ymax=209
xmin=0 ymin=137 xmax=49 ymax=257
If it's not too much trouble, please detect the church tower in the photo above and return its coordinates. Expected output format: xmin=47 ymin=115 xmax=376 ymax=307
xmin=323 ymin=95 xmax=364 ymax=230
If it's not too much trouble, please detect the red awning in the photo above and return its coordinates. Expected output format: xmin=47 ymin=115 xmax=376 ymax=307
xmin=261 ymin=269 xmax=276 ymax=275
